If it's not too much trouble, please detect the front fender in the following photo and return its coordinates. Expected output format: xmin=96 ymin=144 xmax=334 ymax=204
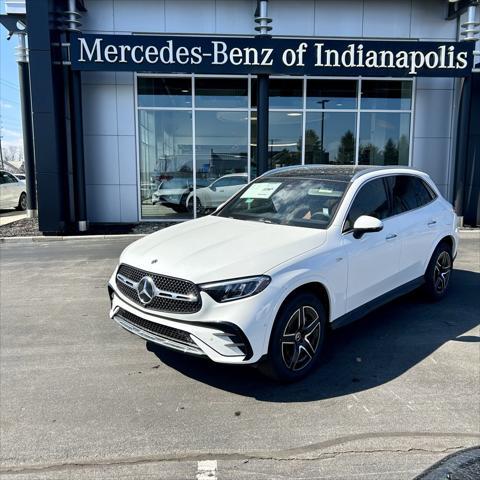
xmin=260 ymin=269 xmax=335 ymax=356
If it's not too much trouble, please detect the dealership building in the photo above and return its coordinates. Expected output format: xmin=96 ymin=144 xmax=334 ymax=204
xmin=2 ymin=0 xmax=479 ymax=232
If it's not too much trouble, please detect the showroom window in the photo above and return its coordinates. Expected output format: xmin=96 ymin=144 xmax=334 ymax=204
xmin=137 ymin=76 xmax=249 ymax=220
xmin=136 ymin=76 xmax=413 ymax=220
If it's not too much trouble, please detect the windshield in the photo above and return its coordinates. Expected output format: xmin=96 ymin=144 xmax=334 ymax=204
xmin=216 ymin=177 xmax=348 ymax=229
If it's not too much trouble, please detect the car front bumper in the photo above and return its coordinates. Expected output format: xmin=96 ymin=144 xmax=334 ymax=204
xmin=107 ymin=270 xmax=276 ymax=364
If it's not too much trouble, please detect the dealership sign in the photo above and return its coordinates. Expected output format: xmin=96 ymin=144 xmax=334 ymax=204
xmin=70 ymin=33 xmax=474 ymax=77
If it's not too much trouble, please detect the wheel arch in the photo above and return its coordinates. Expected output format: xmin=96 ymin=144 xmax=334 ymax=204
xmin=423 ymin=234 xmax=457 ymax=276
xmin=277 ymin=282 xmax=331 ymax=324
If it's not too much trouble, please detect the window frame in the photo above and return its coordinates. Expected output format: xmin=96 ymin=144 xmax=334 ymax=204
xmin=135 ymin=74 xmax=415 ymax=222
xmin=342 ymin=176 xmax=391 ymax=234
xmin=342 ymin=173 xmax=438 ymax=234
xmin=385 ymin=174 xmax=438 ymax=217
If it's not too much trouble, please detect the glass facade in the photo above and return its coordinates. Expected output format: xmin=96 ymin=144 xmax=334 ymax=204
xmin=137 ymin=76 xmax=413 ymax=220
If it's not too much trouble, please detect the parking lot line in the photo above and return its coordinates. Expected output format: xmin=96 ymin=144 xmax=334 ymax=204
xmin=196 ymin=460 xmax=217 ymax=480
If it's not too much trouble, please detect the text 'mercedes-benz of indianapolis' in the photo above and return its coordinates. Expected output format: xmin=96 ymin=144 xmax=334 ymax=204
xmin=72 ymin=34 xmax=474 ymax=77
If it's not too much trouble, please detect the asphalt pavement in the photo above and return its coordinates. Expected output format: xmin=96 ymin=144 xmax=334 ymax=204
xmin=0 ymin=231 xmax=479 ymax=479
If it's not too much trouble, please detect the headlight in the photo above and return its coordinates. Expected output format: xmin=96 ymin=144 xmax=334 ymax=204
xmin=200 ymin=276 xmax=271 ymax=303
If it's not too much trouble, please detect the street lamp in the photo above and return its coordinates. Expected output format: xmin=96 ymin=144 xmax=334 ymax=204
xmin=0 ymin=13 xmax=37 ymax=218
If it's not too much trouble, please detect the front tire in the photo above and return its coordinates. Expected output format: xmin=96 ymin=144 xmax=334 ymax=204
xmin=423 ymin=242 xmax=453 ymax=301
xmin=260 ymin=293 xmax=327 ymax=382
xmin=17 ymin=192 xmax=27 ymax=211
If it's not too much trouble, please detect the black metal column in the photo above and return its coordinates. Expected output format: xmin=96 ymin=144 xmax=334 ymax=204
xmin=69 ymin=69 xmax=87 ymax=231
xmin=256 ymin=74 xmax=269 ymax=176
xmin=26 ymin=0 xmax=68 ymax=234
xmin=17 ymin=38 xmax=37 ymax=216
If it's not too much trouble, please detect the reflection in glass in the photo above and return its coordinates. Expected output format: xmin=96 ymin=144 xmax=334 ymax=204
xmin=306 ymin=79 xmax=357 ymax=110
xmin=195 ymin=78 xmax=248 ymax=108
xmin=251 ymin=111 xmax=303 ymax=173
xmin=359 ymin=112 xmax=410 ymax=166
xmin=139 ymin=110 xmax=193 ymax=219
xmin=305 ymin=112 xmax=356 ymax=165
xmin=193 ymin=111 xmax=248 ymax=215
xmin=361 ymin=80 xmax=412 ymax=110
xmin=137 ymin=77 xmax=192 ymax=108
xmin=217 ymin=177 xmax=348 ymax=230
xmin=251 ymin=78 xmax=303 ymax=109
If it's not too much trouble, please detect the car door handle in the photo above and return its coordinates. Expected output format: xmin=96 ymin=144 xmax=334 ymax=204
xmin=386 ymin=234 xmax=398 ymax=240
xmin=427 ymin=220 xmax=437 ymax=227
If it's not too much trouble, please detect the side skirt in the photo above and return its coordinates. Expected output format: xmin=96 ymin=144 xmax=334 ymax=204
xmin=331 ymin=276 xmax=425 ymax=330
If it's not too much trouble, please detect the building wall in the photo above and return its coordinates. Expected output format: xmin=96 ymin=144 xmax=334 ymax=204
xmin=80 ymin=0 xmax=459 ymax=222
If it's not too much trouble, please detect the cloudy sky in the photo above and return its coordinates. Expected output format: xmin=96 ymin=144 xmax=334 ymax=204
xmin=0 ymin=0 xmax=23 ymax=153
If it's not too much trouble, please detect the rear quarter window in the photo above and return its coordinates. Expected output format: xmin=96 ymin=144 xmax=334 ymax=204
xmin=387 ymin=175 xmax=436 ymax=215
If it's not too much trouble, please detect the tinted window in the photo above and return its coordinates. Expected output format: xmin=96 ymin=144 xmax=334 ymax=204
xmin=214 ymin=177 xmax=245 ymax=188
xmin=344 ymin=178 xmax=389 ymax=231
xmin=387 ymin=175 xmax=435 ymax=214
xmin=0 ymin=172 xmax=7 ymax=185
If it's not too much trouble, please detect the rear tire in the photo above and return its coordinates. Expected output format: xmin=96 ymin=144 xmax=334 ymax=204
xmin=423 ymin=241 xmax=453 ymax=301
xmin=17 ymin=192 xmax=27 ymax=211
xmin=260 ymin=292 xmax=327 ymax=383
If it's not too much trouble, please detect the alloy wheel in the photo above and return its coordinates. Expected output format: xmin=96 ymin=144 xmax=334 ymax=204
xmin=281 ymin=305 xmax=321 ymax=371
xmin=434 ymin=251 xmax=451 ymax=293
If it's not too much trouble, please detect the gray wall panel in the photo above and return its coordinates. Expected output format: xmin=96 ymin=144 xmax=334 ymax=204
xmin=363 ymin=0 xmax=411 ymax=38
xmin=118 ymin=136 xmax=137 ymax=185
xmin=165 ymin=0 xmax=215 ymax=33
xmin=414 ymin=89 xmax=453 ymax=139
xmin=84 ymin=135 xmax=119 ymax=186
xmin=215 ymin=0 xmax=256 ymax=34
xmin=116 ymin=84 xmax=135 ymax=136
xmin=270 ymin=0 xmax=315 ymax=36
xmin=314 ymin=0 xmax=363 ymax=38
xmin=411 ymin=0 xmax=456 ymax=40
xmin=114 ymin=0 xmax=165 ymax=33
xmin=82 ymin=84 xmax=118 ymax=136
xmin=82 ymin=0 xmax=114 ymax=32
xmin=412 ymin=137 xmax=451 ymax=186
xmin=120 ymin=185 xmax=139 ymax=222
xmin=86 ymin=184 xmax=121 ymax=222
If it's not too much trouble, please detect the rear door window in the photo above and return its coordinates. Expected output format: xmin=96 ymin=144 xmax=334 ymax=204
xmin=387 ymin=175 xmax=436 ymax=215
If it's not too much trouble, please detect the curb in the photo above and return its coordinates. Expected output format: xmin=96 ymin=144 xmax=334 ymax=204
xmin=0 ymin=234 xmax=146 ymax=243
xmin=1 ymin=229 xmax=479 ymax=244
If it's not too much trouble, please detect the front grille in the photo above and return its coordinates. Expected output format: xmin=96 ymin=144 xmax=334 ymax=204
xmin=116 ymin=308 xmax=195 ymax=346
xmin=116 ymin=264 xmax=202 ymax=314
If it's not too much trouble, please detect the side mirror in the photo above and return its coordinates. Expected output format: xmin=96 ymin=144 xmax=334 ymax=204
xmin=352 ymin=215 xmax=383 ymax=239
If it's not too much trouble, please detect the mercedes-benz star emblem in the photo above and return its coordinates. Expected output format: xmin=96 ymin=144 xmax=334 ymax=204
xmin=137 ymin=276 xmax=156 ymax=305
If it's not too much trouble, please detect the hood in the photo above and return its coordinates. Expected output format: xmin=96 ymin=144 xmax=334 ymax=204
xmin=120 ymin=216 xmax=327 ymax=283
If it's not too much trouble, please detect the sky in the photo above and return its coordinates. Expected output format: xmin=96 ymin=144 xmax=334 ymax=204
xmin=0 ymin=0 xmax=23 ymax=155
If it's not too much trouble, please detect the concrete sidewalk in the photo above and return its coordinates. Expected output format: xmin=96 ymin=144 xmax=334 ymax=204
xmin=0 ymin=210 xmax=26 ymax=227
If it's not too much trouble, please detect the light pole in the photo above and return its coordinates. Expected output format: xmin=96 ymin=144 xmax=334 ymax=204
xmin=318 ymin=99 xmax=330 ymax=162
xmin=254 ymin=0 xmax=272 ymax=176
xmin=0 ymin=13 xmax=37 ymax=217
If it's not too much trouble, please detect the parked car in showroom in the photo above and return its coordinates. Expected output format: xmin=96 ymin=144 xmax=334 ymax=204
xmin=151 ymin=177 xmax=209 ymax=213
xmin=108 ymin=165 xmax=458 ymax=382
xmin=186 ymin=173 xmax=248 ymax=214
xmin=0 ymin=170 xmax=27 ymax=211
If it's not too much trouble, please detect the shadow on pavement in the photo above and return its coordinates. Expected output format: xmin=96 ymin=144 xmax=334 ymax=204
xmin=147 ymin=268 xmax=480 ymax=402
xmin=413 ymin=445 xmax=480 ymax=480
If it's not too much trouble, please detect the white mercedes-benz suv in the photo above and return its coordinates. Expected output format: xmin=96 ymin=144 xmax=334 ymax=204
xmin=108 ymin=166 xmax=458 ymax=381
